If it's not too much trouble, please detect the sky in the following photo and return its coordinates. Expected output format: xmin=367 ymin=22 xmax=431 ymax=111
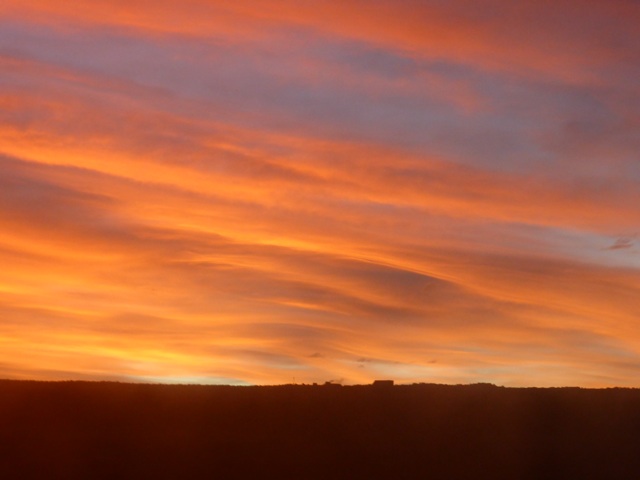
xmin=0 ymin=0 xmax=639 ymax=387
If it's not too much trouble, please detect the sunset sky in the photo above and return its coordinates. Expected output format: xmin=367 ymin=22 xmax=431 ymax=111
xmin=1 ymin=0 xmax=639 ymax=386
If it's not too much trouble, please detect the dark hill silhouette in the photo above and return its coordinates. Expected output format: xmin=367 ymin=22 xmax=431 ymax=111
xmin=1 ymin=380 xmax=639 ymax=479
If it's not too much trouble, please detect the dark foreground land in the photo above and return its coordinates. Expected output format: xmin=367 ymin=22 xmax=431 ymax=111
xmin=1 ymin=381 xmax=639 ymax=479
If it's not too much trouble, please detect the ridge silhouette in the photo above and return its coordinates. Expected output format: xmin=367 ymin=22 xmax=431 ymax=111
xmin=0 ymin=380 xmax=638 ymax=479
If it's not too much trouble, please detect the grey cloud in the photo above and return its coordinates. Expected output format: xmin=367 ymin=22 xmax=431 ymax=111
xmin=606 ymin=236 xmax=636 ymax=251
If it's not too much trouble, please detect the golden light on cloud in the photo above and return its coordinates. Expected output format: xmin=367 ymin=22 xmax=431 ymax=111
xmin=0 ymin=0 xmax=639 ymax=387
